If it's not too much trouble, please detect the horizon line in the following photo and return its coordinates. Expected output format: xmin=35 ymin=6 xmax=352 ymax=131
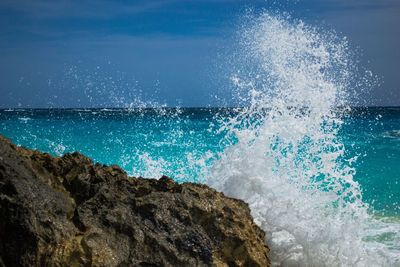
xmin=1 ymin=106 xmax=400 ymax=110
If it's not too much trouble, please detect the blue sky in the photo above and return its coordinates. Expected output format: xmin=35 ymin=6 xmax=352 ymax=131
xmin=0 ymin=0 xmax=399 ymax=107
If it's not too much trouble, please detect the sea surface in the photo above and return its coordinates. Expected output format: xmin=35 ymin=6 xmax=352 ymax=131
xmin=0 ymin=107 xmax=399 ymax=216
xmin=2 ymin=107 xmax=400 ymax=266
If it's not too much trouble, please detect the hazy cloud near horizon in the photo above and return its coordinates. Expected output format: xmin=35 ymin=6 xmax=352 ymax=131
xmin=0 ymin=0 xmax=399 ymax=107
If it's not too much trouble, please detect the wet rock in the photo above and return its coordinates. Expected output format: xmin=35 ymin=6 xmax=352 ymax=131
xmin=0 ymin=136 xmax=270 ymax=267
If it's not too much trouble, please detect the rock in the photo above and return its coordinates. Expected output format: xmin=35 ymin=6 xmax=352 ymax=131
xmin=0 ymin=136 xmax=270 ymax=267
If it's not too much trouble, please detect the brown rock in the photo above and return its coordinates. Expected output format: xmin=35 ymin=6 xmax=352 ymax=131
xmin=0 ymin=136 xmax=270 ymax=266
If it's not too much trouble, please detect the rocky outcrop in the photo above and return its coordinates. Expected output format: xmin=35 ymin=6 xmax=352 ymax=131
xmin=0 ymin=136 xmax=270 ymax=267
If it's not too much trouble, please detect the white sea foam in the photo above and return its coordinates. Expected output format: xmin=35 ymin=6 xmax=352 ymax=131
xmin=207 ymin=13 xmax=400 ymax=266
xmin=18 ymin=117 xmax=32 ymax=123
xmin=382 ymin=130 xmax=400 ymax=139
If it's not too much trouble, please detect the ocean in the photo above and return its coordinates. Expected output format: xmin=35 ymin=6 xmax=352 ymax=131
xmin=1 ymin=107 xmax=399 ymax=266
xmin=0 ymin=108 xmax=399 ymax=217
xmin=1 ymin=13 xmax=399 ymax=267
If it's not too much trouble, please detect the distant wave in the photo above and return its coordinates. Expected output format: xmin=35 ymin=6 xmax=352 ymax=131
xmin=382 ymin=130 xmax=400 ymax=138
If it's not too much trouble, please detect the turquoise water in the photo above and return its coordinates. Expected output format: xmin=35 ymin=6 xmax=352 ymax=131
xmin=1 ymin=107 xmax=399 ymax=216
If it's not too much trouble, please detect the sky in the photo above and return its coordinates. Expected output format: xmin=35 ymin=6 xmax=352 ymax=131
xmin=0 ymin=0 xmax=399 ymax=107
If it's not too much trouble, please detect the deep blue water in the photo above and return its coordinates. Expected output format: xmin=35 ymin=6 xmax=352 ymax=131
xmin=1 ymin=107 xmax=399 ymax=216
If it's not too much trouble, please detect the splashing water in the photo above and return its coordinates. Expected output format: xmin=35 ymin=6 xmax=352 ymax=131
xmin=207 ymin=13 xmax=400 ymax=266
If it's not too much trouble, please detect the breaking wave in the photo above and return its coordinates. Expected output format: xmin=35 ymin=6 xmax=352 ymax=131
xmin=207 ymin=13 xmax=400 ymax=266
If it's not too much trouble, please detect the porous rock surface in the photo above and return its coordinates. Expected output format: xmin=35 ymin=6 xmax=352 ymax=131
xmin=0 ymin=136 xmax=270 ymax=267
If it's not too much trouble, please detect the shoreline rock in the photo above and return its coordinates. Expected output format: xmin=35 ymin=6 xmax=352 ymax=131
xmin=0 ymin=136 xmax=270 ymax=266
